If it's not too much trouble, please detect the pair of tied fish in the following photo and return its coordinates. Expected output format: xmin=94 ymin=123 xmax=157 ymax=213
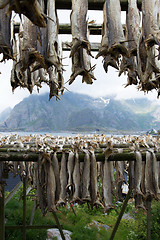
xmin=7 ymin=0 xmax=64 ymax=98
xmin=128 ymin=149 xmax=160 ymax=210
xmin=0 ymin=0 xmax=46 ymax=60
xmin=96 ymin=0 xmax=160 ymax=96
xmin=69 ymin=0 xmax=96 ymax=85
xmin=96 ymin=0 xmax=128 ymax=73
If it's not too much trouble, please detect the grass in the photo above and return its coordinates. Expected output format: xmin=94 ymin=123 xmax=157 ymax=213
xmin=4 ymin=188 xmax=160 ymax=240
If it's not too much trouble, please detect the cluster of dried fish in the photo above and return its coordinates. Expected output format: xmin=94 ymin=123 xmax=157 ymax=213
xmin=96 ymin=0 xmax=128 ymax=73
xmin=4 ymin=0 xmax=64 ymax=99
xmin=96 ymin=0 xmax=160 ymax=96
xmin=69 ymin=0 xmax=96 ymax=85
xmin=129 ymin=149 xmax=160 ymax=210
xmin=0 ymin=133 xmax=160 ymax=214
xmin=0 ymin=0 xmax=46 ymax=27
xmin=0 ymin=4 xmax=12 ymax=61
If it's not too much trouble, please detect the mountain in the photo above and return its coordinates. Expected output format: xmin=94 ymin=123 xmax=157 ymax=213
xmin=0 ymin=92 xmax=159 ymax=132
xmin=0 ymin=107 xmax=12 ymax=123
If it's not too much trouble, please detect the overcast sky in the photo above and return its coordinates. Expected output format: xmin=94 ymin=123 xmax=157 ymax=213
xmin=0 ymin=10 xmax=159 ymax=113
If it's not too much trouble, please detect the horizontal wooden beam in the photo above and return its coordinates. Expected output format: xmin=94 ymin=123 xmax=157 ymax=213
xmin=0 ymin=151 xmax=160 ymax=162
xmin=55 ymin=0 xmax=142 ymax=11
xmin=14 ymin=23 xmax=102 ymax=35
xmin=62 ymin=42 xmax=101 ymax=51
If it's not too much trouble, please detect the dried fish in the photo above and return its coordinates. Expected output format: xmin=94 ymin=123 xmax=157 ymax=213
xmin=0 ymin=6 xmax=12 ymax=61
xmin=81 ymin=149 xmax=91 ymax=202
xmin=106 ymin=0 xmax=128 ymax=57
xmin=71 ymin=149 xmax=81 ymax=203
xmin=103 ymin=148 xmax=114 ymax=212
xmin=69 ymin=0 xmax=96 ymax=84
xmin=142 ymin=0 xmax=160 ymax=49
xmin=115 ymin=149 xmax=125 ymax=201
xmin=145 ymin=151 xmax=154 ymax=200
xmin=66 ymin=150 xmax=75 ymax=196
xmin=51 ymin=151 xmax=61 ymax=202
xmin=57 ymin=151 xmax=67 ymax=206
xmin=89 ymin=147 xmax=103 ymax=208
xmin=46 ymin=157 xmax=57 ymax=212
xmin=95 ymin=2 xmax=108 ymax=59
xmin=8 ymin=0 xmax=46 ymax=27
xmin=134 ymin=151 xmax=144 ymax=209
xmin=47 ymin=0 xmax=64 ymax=99
xmin=70 ymin=0 xmax=90 ymax=57
xmin=151 ymin=151 xmax=160 ymax=199
xmin=36 ymin=156 xmax=47 ymax=215
xmin=127 ymin=0 xmax=141 ymax=56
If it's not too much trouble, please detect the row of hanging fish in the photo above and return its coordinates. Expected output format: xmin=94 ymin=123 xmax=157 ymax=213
xmin=96 ymin=0 xmax=160 ymax=97
xmin=2 ymin=0 xmax=160 ymax=96
xmin=0 ymin=0 xmax=64 ymax=99
xmin=0 ymin=0 xmax=96 ymax=99
xmin=1 ymin=144 xmax=160 ymax=215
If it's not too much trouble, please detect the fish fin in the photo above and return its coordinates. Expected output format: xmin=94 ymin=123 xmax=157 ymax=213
xmin=68 ymin=68 xmax=84 ymax=85
xmin=108 ymin=43 xmax=128 ymax=57
xmin=95 ymin=46 xmax=108 ymax=59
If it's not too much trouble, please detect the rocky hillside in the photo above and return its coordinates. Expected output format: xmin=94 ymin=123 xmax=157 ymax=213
xmin=0 ymin=92 xmax=160 ymax=132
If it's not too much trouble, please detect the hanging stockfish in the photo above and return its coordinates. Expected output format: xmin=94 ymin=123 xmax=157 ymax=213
xmin=0 ymin=5 xmax=12 ymax=61
xmin=47 ymin=0 xmax=64 ymax=100
xmin=145 ymin=151 xmax=156 ymax=201
xmin=51 ymin=150 xmax=61 ymax=202
xmin=137 ymin=0 xmax=160 ymax=93
xmin=102 ymin=148 xmax=114 ymax=212
xmin=128 ymin=160 xmax=134 ymax=191
xmin=119 ymin=0 xmax=140 ymax=87
xmin=95 ymin=1 xmax=119 ymax=72
xmin=81 ymin=149 xmax=91 ymax=202
xmin=0 ymin=0 xmax=46 ymax=27
xmin=142 ymin=0 xmax=160 ymax=50
xmin=10 ymin=35 xmax=19 ymax=91
xmin=46 ymin=156 xmax=57 ymax=212
xmin=69 ymin=0 xmax=96 ymax=85
xmin=71 ymin=148 xmax=81 ymax=203
xmin=104 ymin=0 xmax=128 ymax=73
xmin=115 ymin=149 xmax=125 ymax=201
xmin=150 ymin=150 xmax=160 ymax=199
xmin=56 ymin=151 xmax=68 ymax=206
xmin=89 ymin=146 xmax=103 ymax=208
xmin=134 ymin=151 xmax=145 ymax=209
xmin=36 ymin=154 xmax=48 ymax=215
xmin=66 ymin=150 xmax=75 ymax=196
xmin=127 ymin=0 xmax=141 ymax=56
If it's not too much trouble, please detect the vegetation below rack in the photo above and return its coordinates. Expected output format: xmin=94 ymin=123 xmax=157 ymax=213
xmin=4 ymin=188 xmax=160 ymax=240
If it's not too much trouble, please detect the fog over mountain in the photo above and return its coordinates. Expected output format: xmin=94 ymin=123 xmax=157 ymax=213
xmin=0 ymin=92 xmax=160 ymax=132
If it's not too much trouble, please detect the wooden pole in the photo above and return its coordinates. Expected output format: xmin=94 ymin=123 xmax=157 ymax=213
xmin=29 ymin=200 xmax=36 ymax=226
xmin=52 ymin=211 xmax=66 ymax=240
xmin=0 ymin=151 xmax=160 ymax=162
xmin=55 ymin=0 xmax=142 ymax=10
xmin=109 ymin=189 xmax=132 ymax=240
xmin=146 ymin=199 xmax=152 ymax=240
xmin=0 ymin=183 xmax=5 ymax=240
xmin=5 ymin=181 xmax=23 ymax=206
xmin=22 ymin=177 xmax=27 ymax=240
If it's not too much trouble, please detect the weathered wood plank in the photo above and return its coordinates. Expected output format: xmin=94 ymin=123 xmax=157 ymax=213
xmin=55 ymin=0 xmax=142 ymax=10
xmin=0 ymin=151 xmax=160 ymax=162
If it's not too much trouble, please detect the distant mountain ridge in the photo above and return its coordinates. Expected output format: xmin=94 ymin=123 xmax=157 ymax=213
xmin=0 ymin=92 xmax=160 ymax=132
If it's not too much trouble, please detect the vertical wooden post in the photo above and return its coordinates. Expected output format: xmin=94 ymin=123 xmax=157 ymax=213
xmin=146 ymin=199 xmax=152 ymax=240
xmin=52 ymin=211 xmax=66 ymax=240
xmin=22 ymin=177 xmax=27 ymax=240
xmin=30 ymin=200 xmax=36 ymax=226
xmin=109 ymin=189 xmax=132 ymax=240
xmin=0 ymin=183 xmax=5 ymax=240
